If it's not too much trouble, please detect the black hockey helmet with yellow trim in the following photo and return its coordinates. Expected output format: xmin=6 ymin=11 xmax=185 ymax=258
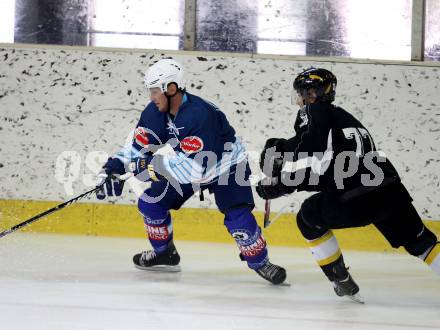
xmin=293 ymin=67 xmax=337 ymax=103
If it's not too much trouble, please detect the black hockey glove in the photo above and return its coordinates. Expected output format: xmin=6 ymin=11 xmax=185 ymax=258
xmin=256 ymin=175 xmax=295 ymax=200
xmin=259 ymin=138 xmax=286 ymax=177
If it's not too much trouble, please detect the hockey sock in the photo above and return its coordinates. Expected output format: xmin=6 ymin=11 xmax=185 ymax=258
xmin=139 ymin=201 xmax=173 ymax=254
xmin=224 ymin=208 xmax=268 ymax=270
xmin=422 ymin=242 xmax=440 ymax=275
xmin=144 ymin=212 xmax=173 ymax=253
xmin=306 ymin=230 xmax=343 ymax=273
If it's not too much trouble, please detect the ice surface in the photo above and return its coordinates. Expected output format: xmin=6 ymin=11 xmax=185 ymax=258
xmin=0 ymin=234 xmax=439 ymax=330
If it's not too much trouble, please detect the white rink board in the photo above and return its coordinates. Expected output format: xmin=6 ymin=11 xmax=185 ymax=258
xmin=0 ymin=234 xmax=439 ymax=330
xmin=0 ymin=45 xmax=439 ymax=218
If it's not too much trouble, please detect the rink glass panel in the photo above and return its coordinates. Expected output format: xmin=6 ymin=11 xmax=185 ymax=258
xmin=195 ymin=0 xmax=412 ymax=60
xmin=425 ymin=0 xmax=440 ymax=61
xmin=90 ymin=0 xmax=183 ymax=50
xmin=10 ymin=0 xmax=184 ymax=50
xmin=0 ymin=1 xmax=437 ymax=62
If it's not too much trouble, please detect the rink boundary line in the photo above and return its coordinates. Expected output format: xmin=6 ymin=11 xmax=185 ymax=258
xmin=1 ymin=199 xmax=439 ymax=252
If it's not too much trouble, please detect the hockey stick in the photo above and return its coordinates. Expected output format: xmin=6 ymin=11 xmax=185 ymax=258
xmin=263 ymin=199 xmax=271 ymax=228
xmin=0 ymin=185 xmax=103 ymax=238
xmin=0 ymin=172 xmax=133 ymax=238
xmin=263 ymin=201 xmax=289 ymax=228
xmin=0 ymin=172 xmax=135 ymax=238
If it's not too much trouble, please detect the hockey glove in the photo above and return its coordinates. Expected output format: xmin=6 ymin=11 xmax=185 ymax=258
xmin=259 ymin=138 xmax=286 ymax=178
xmin=256 ymin=175 xmax=295 ymax=200
xmin=96 ymin=157 xmax=126 ymax=200
xmin=129 ymin=154 xmax=163 ymax=182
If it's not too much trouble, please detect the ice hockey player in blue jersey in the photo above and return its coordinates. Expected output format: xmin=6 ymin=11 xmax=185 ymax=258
xmin=96 ymin=59 xmax=287 ymax=285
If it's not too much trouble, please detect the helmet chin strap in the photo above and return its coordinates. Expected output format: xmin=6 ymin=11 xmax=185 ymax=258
xmin=164 ymin=83 xmax=178 ymax=113
xmin=165 ymin=93 xmax=172 ymax=113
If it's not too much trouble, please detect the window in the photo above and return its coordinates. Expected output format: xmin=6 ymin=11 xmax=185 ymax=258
xmin=0 ymin=0 xmax=15 ymax=43
xmin=197 ymin=0 xmax=413 ymax=60
xmin=425 ymin=0 xmax=440 ymax=61
xmin=257 ymin=0 xmax=306 ymax=56
xmin=196 ymin=0 xmax=258 ymax=53
xmin=344 ymin=0 xmax=412 ymax=60
xmin=2 ymin=0 xmax=437 ymax=62
xmin=91 ymin=0 xmax=184 ymax=50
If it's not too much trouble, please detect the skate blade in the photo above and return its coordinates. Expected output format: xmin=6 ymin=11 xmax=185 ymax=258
xmin=271 ymin=280 xmax=291 ymax=287
xmin=134 ymin=264 xmax=181 ymax=272
xmin=346 ymin=293 xmax=364 ymax=304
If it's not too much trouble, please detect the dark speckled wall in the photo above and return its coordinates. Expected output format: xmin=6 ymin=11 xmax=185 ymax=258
xmin=0 ymin=46 xmax=439 ymax=219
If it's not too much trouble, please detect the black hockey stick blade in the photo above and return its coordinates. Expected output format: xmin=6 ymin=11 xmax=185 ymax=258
xmin=0 ymin=185 xmax=103 ymax=238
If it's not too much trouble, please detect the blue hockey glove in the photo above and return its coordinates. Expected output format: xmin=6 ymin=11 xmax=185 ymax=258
xmin=96 ymin=157 xmax=126 ymax=200
xmin=103 ymin=157 xmax=126 ymax=176
xmin=130 ymin=154 xmax=162 ymax=182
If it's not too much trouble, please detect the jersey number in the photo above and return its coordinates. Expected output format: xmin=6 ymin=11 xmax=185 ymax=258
xmin=342 ymin=127 xmax=374 ymax=156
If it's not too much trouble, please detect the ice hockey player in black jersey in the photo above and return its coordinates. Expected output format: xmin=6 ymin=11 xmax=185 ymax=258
xmin=257 ymin=67 xmax=440 ymax=302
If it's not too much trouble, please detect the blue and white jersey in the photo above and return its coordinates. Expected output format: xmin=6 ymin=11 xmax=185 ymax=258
xmin=116 ymin=93 xmax=247 ymax=184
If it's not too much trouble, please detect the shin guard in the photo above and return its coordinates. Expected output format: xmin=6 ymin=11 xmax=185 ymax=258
xmin=138 ymin=199 xmax=173 ymax=253
xmin=224 ymin=208 xmax=268 ymax=270
xmin=306 ymin=230 xmax=342 ymax=268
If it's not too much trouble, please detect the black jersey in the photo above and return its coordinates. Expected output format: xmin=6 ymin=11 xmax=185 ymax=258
xmin=277 ymin=102 xmax=399 ymax=193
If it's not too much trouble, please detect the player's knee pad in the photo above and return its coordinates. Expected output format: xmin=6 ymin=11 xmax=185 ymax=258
xmin=138 ymin=195 xmax=173 ymax=253
xmin=224 ymin=207 xmax=268 ymax=270
xmin=404 ymin=225 xmax=437 ymax=257
xmin=138 ymin=195 xmax=170 ymax=224
xmin=296 ymin=210 xmax=327 ymax=241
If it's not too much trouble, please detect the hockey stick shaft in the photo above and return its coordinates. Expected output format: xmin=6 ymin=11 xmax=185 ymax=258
xmin=0 ymin=185 xmax=102 ymax=238
xmin=263 ymin=202 xmax=289 ymax=228
xmin=263 ymin=199 xmax=271 ymax=228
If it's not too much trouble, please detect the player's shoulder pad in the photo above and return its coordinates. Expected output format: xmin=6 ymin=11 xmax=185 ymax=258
xmin=307 ymin=102 xmax=332 ymax=112
xmin=186 ymin=93 xmax=220 ymax=113
xmin=306 ymin=102 xmax=334 ymax=120
xmin=140 ymin=102 xmax=165 ymax=120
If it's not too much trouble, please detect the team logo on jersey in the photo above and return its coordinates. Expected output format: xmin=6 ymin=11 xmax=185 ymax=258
xmin=180 ymin=136 xmax=204 ymax=154
xmin=166 ymin=121 xmax=184 ymax=136
xmin=299 ymin=110 xmax=309 ymax=128
xmin=134 ymin=127 xmax=149 ymax=147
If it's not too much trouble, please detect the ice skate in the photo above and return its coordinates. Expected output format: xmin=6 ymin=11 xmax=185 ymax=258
xmin=255 ymin=261 xmax=288 ymax=285
xmin=332 ymin=273 xmax=364 ymax=304
xmin=133 ymin=241 xmax=181 ymax=272
xmin=327 ymin=259 xmax=363 ymax=303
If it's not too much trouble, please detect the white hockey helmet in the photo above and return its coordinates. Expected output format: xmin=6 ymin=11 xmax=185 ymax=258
xmin=144 ymin=59 xmax=186 ymax=93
